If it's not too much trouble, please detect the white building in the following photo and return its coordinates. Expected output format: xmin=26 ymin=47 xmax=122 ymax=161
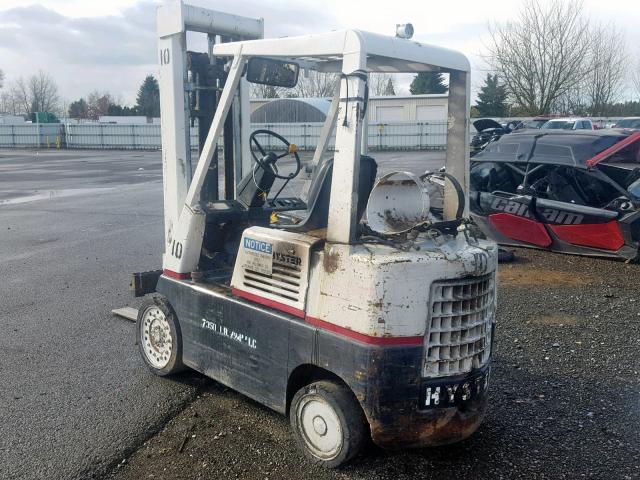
xmin=367 ymin=94 xmax=448 ymax=122
xmin=250 ymin=94 xmax=449 ymax=123
xmin=0 ymin=114 xmax=26 ymax=125
xmin=98 ymin=116 xmax=158 ymax=124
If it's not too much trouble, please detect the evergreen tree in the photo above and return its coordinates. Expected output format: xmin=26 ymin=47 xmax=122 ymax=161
xmin=136 ymin=75 xmax=160 ymax=117
xmin=107 ymin=104 xmax=138 ymax=116
xmin=383 ymin=78 xmax=396 ymax=96
xmin=68 ymin=98 xmax=88 ymax=119
xmin=475 ymin=74 xmax=509 ymax=117
xmin=409 ymin=72 xmax=448 ymax=94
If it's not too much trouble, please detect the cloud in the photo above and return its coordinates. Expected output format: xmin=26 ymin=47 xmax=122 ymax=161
xmin=0 ymin=1 xmax=339 ymax=104
xmin=0 ymin=0 xmax=637 ymax=105
xmin=0 ymin=3 xmax=157 ymax=67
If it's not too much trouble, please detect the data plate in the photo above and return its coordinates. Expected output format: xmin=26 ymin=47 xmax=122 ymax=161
xmin=242 ymin=237 xmax=273 ymax=276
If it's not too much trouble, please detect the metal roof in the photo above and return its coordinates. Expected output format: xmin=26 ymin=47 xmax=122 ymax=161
xmin=250 ymin=98 xmax=331 ymax=123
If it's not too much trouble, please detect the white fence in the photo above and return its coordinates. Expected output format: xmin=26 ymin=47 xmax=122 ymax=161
xmin=0 ymin=124 xmax=64 ymax=148
xmin=0 ymin=121 xmax=450 ymax=151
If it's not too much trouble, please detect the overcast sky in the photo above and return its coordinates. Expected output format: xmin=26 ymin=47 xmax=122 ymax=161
xmin=0 ymin=0 xmax=638 ymax=106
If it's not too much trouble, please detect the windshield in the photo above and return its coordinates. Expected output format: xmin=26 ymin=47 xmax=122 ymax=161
xmin=616 ymin=119 xmax=640 ymax=129
xmin=542 ymin=120 xmax=574 ymax=130
xmin=602 ymin=139 xmax=640 ymax=164
xmin=524 ymin=119 xmax=548 ymax=129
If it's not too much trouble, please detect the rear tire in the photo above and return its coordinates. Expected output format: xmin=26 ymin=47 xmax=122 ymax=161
xmin=290 ymin=381 xmax=367 ymax=468
xmin=136 ymin=296 xmax=185 ymax=376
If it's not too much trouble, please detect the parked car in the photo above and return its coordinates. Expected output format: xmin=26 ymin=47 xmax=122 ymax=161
xmin=470 ymin=118 xmax=512 ymax=156
xmin=468 ymin=130 xmax=640 ymax=260
xmin=520 ymin=117 xmax=552 ymax=129
xmin=541 ymin=118 xmax=595 ymax=130
xmin=613 ymin=117 xmax=640 ymax=130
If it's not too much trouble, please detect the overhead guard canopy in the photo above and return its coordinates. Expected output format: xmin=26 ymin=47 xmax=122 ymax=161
xmin=212 ymin=30 xmax=471 ymax=73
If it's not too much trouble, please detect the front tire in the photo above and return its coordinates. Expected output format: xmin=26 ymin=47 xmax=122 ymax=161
xmin=290 ymin=381 xmax=367 ymax=468
xmin=136 ymin=296 xmax=185 ymax=376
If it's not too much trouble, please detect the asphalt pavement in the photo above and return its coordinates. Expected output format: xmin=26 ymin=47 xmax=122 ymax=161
xmin=0 ymin=149 xmax=198 ymax=480
xmin=0 ymin=148 xmax=444 ymax=480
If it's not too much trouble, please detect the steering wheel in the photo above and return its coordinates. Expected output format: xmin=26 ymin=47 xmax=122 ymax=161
xmin=250 ymin=129 xmax=302 ymax=180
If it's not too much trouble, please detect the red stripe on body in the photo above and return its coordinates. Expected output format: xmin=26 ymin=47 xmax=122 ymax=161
xmin=304 ymin=315 xmax=424 ymax=346
xmin=231 ymin=289 xmax=424 ymax=346
xmin=231 ymin=288 xmax=305 ymax=318
xmin=163 ymin=269 xmax=191 ymax=280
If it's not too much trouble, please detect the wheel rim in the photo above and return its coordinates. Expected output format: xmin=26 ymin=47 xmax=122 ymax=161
xmin=296 ymin=394 xmax=343 ymax=460
xmin=140 ymin=306 xmax=173 ymax=369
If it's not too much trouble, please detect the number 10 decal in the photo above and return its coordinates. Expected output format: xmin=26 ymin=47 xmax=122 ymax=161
xmin=171 ymin=240 xmax=182 ymax=259
xmin=159 ymin=48 xmax=170 ymax=65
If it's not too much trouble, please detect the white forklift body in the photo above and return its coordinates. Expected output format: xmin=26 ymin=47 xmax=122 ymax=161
xmin=137 ymin=0 xmax=498 ymax=467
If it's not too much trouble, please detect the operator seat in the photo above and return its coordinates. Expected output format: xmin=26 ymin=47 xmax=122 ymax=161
xmin=276 ymin=156 xmax=377 ymax=232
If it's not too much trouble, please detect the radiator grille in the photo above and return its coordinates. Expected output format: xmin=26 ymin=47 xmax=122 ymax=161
xmin=243 ymin=260 xmax=302 ymax=303
xmin=423 ymin=275 xmax=494 ymax=377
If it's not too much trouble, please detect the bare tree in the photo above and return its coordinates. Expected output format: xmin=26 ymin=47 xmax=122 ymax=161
xmin=7 ymin=71 xmax=60 ymax=115
xmin=87 ymin=91 xmax=114 ymax=119
xmin=291 ymin=70 xmax=338 ymax=98
xmin=632 ymin=58 xmax=640 ymax=101
xmin=583 ymin=24 xmax=627 ymax=115
xmin=487 ymin=0 xmax=591 ymax=115
xmin=249 ymin=83 xmax=285 ymax=99
xmin=369 ymin=73 xmax=396 ymax=96
xmin=9 ymin=78 xmax=30 ymax=115
xmin=0 ymin=68 xmax=9 ymax=114
xmin=28 ymin=71 xmax=60 ymax=113
xmin=0 ymin=91 xmax=18 ymax=115
xmin=553 ymin=83 xmax=588 ymax=116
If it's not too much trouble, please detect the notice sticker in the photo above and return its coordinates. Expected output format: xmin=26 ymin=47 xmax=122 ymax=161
xmin=243 ymin=237 xmax=273 ymax=275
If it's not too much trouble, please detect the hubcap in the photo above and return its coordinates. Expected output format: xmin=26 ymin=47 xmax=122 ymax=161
xmin=140 ymin=306 xmax=172 ymax=369
xmin=313 ymin=416 xmax=328 ymax=436
xmin=296 ymin=395 xmax=342 ymax=460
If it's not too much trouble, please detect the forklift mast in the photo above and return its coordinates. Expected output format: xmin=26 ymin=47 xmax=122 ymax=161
xmin=157 ymin=1 xmax=263 ymax=273
xmin=158 ymin=2 xmax=471 ymax=277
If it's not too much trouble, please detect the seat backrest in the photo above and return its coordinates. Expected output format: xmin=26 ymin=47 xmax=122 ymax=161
xmin=284 ymin=156 xmax=377 ymax=232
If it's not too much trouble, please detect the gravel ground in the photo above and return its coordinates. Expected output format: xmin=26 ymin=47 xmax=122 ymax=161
xmin=110 ymin=248 xmax=640 ymax=480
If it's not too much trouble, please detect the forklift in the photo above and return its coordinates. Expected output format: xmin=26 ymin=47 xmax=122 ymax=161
xmin=133 ymin=1 xmax=498 ymax=467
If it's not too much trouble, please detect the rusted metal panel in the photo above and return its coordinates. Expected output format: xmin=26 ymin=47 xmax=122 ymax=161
xmin=306 ymin=238 xmax=498 ymax=339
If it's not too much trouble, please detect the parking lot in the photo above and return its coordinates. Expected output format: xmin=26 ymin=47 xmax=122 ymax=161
xmin=2 ymin=149 xmax=639 ymax=480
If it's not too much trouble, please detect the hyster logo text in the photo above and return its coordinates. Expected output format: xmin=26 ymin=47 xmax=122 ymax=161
xmin=244 ymin=237 xmax=272 ymax=254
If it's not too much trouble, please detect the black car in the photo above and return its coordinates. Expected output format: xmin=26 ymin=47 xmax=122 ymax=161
xmin=469 ymin=129 xmax=640 ymax=260
xmin=613 ymin=117 xmax=640 ymax=130
xmin=519 ymin=117 xmax=551 ymax=129
xmin=470 ymin=118 xmax=514 ymax=157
